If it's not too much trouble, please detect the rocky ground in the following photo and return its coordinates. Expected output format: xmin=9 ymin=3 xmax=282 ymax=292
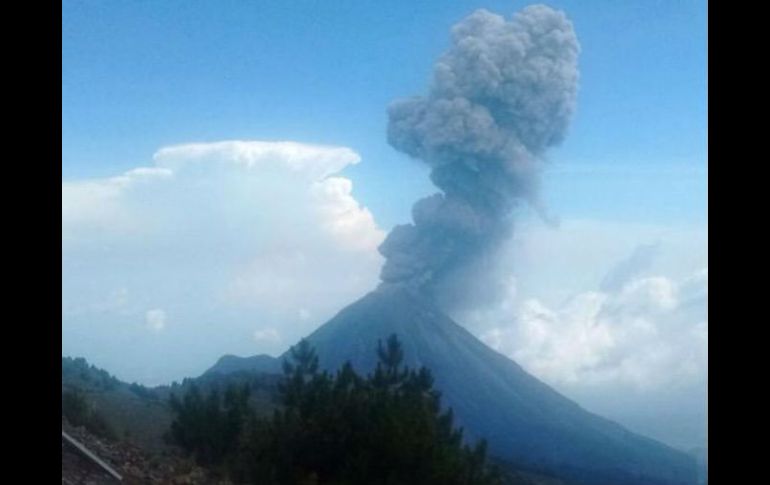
xmin=62 ymin=417 xmax=228 ymax=484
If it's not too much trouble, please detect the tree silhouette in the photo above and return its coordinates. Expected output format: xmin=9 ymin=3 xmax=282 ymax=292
xmin=169 ymin=334 xmax=502 ymax=485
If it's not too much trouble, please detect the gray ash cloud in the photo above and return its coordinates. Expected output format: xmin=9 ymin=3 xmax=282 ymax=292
xmin=379 ymin=5 xmax=580 ymax=309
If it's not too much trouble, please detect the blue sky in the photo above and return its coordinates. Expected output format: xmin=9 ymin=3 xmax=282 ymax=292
xmin=62 ymin=1 xmax=707 ymax=450
xmin=63 ymin=0 xmax=706 ymax=227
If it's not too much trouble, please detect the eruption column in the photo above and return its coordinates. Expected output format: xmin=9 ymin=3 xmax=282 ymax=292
xmin=379 ymin=5 xmax=580 ymax=310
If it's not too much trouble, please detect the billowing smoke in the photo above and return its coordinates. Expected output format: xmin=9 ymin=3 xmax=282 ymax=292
xmin=379 ymin=5 xmax=580 ymax=309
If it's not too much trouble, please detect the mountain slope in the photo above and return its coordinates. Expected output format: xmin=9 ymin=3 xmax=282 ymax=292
xmin=285 ymin=285 xmax=697 ymax=485
xmin=62 ymin=357 xmax=281 ymax=454
xmin=205 ymin=354 xmax=281 ymax=375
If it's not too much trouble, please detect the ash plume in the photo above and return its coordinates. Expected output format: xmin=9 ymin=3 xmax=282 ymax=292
xmin=379 ymin=5 xmax=580 ymax=309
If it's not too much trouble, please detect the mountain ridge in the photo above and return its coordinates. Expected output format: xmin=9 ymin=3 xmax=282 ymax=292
xmin=206 ymin=353 xmax=281 ymax=375
xmin=206 ymin=285 xmax=697 ymax=485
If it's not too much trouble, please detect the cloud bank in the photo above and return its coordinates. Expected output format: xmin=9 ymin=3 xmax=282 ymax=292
xmin=459 ymin=237 xmax=707 ymax=393
xmin=62 ymin=140 xmax=385 ymax=380
xmin=480 ymin=268 xmax=707 ymax=391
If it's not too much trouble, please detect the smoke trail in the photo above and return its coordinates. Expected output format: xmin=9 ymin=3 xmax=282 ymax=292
xmin=379 ymin=5 xmax=580 ymax=309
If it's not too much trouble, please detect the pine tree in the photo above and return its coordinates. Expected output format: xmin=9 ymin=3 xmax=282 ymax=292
xmin=168 ymin=334 xmax=503 ymax=485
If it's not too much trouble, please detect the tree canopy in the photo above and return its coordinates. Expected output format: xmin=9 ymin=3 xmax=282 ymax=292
xmin=168 ymin=334 xmax=502 ymax=485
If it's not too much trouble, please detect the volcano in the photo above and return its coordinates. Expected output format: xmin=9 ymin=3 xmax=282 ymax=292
xmin=207 ymin=284 xmax=697 ymax=485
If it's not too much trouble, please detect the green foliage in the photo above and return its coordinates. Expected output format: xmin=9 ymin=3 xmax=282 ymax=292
xmin=62 ymin=356 xmax=121 ymax=391
xmin=167 ymin=335 xmax=502 ymax=484
xmin=167 ymin=382 xmax=252 ymax=471
xmin=62 ymin=389 xmax=117 ymax=441
xmin=129 ymin=382 xmax=159 ymax=401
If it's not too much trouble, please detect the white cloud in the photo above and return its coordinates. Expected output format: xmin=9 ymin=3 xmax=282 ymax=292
xmin=145 ymin=309 xmax=167 ymax=332
xmin=61 ymin=167 xmax=173 ymax=241
xmin=152 ymin=140 xmax=360 ymax=180
xmin=62 ymin=140 xmax=385 ymax=363
xmin=476 ymin=266 xmax=707 ymax=391
xmin=311 ymin=176 xmax=383 ymax=252
xmin=253 ymin=328 xmax=281 ymax=344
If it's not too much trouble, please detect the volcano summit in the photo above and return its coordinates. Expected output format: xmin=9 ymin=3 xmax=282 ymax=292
xmin=209 ymin=285 xmax=697 ymax=485
xmin=209 ymin=4 xmax=698 ymax=484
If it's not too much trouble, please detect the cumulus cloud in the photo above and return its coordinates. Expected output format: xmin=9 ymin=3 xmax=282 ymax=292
xmin=482 ymin=263 xmax=707 ymax=450
xmin=253 ymin=328 xmax=281 ymax=344
xmin=62 ymin=140 xmax=385 ymax=378
xmin=145 ymin=309 xmax=167 ymax=332
xmin=62 ymin=167 xmax=173 ymax=241
xmin=475 ymin=257 xmax=707 ymax=391
xmin=311 ymin=176 xmax=385 ymax=252
xmin=153 ymin=141 xmax=360 ymax=180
